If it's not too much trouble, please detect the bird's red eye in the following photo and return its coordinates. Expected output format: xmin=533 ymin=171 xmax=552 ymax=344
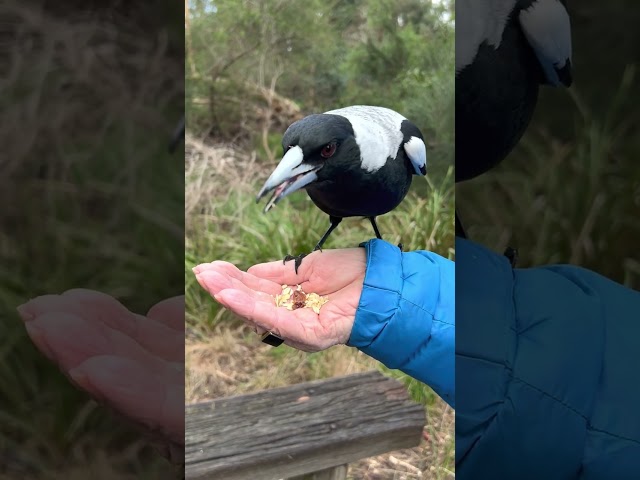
xmin=320 ymin=143 xmax=336 ymax=158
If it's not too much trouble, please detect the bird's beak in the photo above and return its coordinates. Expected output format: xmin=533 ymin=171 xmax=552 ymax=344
xmin=554 ymin=59 xmax=572 ymax=87
xmin=256 ymin=145 xmax=321 ymax=213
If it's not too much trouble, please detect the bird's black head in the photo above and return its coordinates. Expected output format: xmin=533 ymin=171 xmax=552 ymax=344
xmin=256 ymin=113 xmax=359 ymax=212
xmin=281 ymin=114 xmax=355 ymax=166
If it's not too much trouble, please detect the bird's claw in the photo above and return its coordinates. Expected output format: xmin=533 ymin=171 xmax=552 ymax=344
xmin=283 ymin=253 xmax=309 ymax=274
xmin=397 ymin=242 xmax=404 ymax=251
xmin=504 ymin=247 xmax=518 ymax=268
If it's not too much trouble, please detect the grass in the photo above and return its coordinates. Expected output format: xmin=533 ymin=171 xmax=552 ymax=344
xmin=0 ymin=4 xmax=183 ymax=478
xmin=456 ymin=67 xmax=640 ymax=290
xmin=184 ymin=134 xmax=455 ymax=479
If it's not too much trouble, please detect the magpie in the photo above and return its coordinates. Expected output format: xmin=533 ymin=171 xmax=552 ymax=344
xmin=256 ymin=105 xmax=427 ymax=273
xmin=455 ymin=0 xmax=573 ymax=262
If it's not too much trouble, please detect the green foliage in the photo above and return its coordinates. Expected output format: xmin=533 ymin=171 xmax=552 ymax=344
xmin=187 ymin=0 xmax=454 ymax=173
xmin=0 ymin=4 xmax=183 ymax=475
xmin=456 ymin=2 xmax=640 ymax=291
xmin=1 ymin=126 xmax=182 ymax=478
xmin=458 ymin=66 xmax=640 ymax=289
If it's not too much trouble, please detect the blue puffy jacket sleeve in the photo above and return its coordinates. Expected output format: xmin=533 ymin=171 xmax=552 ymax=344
xmin=456 ymin=237 xmax=640 ymax=479
xmin=347 ymin=239 xmax=455 ymax=408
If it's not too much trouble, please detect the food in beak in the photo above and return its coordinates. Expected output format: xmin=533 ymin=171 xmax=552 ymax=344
xmin=256 ymin=145 xmax=321 ymax=213
xmin=261 ymin=169 xmax=319 ymax=213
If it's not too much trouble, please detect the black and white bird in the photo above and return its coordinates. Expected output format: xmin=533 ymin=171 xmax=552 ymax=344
xmin=456 ymin=0 xmax=573 ymax=240
xmin=256 ymin=105 xmax=427 ymax=272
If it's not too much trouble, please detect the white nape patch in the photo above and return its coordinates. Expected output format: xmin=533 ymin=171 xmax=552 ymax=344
xmin=404 ymin=136 xmax=427 ymax=176
xmin=519 ymin=0 xmax=572 ymax=86
xmin=456 ymin=0 xmax=518 ymax=73
xmin=324 ymin=106 xmax=405 ymax=173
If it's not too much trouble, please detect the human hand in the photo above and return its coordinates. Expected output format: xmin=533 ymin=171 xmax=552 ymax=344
xmin=193 ymin=248 xmax=367 ymax=352
xmin=16 ymin=290 xmax=185 ymax=464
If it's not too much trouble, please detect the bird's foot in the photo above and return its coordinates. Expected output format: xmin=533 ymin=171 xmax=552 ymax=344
xmin=504 ymin=247 xmax=518 ymax=268
xmin=283 ymin=253 xmax=309 ymax=274
xmin=283 ymin=246 xmax=324 ymax=274
xmin=397 ymin=242 xmax=404 ymax=251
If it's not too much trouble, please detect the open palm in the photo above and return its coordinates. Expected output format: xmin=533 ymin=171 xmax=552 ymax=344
xmin=193 ymin=248 xmax=367 ymax=352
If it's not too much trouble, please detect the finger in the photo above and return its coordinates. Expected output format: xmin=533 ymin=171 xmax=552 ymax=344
xmin=249 ymin=249 xmax=366 ymax=296
xmin=214 ymin=288 xmax=316 ymax=343
xmin=243 ymin=322 xmax=267 ymax=336
xmin=247 ymin=247 xmax=364 ymax=282
xmin=24 ymin=312 xmax=175 ymax=377
xmin=68 ymin=356 xmax=184 ymax=446
xmin=17 ymin=289 xmax=182 ymax=362
xmin=192 ymin=260 xmax=236 ymax=275
xmin=194 ymin=261 xmax=282 ymax=295
xmin=195 ymin=269 xmax=277 ymax=303
xmin=147 ymin=296 xmax=184 ymax=332
xmin=246 ymin=250 xmax=324 ymax=286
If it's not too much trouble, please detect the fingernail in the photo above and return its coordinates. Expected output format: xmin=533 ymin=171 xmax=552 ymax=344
xmin=68 ymin=367 xmax=107 ymax=404
xmin=16 ymin=303 xmax=34 ymax=321
xmin=192 ymin=266 xmax=200 ymax=274
xmin=68 ymin=367 xmax=89 ymax=387
xmin=24 ymin=323 xmax=55 ymax=359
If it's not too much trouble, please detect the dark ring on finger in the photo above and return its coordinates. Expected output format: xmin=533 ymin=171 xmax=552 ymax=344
xmin=261 ymin=331 xmax=284 ymax=347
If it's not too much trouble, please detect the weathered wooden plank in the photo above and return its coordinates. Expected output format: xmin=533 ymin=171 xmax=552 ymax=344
xmin=185 ymin=371 xmax=426 ymax=480
xmin=288 ymin=464 xmax=348 ymax=480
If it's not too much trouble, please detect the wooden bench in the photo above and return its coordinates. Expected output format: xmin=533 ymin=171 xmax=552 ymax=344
xmin=185 ymin=370 xmax=427 ymax=480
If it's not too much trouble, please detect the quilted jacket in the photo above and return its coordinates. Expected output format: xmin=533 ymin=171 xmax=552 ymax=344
xmin=347 ymin=238 xmax=455 ymax=408
xmin=456 ymin=237 xmax=640 ymax=479
xmin=349 ymin=237 xmax=640 ymax=478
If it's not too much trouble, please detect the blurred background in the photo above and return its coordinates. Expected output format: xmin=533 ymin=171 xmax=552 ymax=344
xmin=184 ymin=0 xmax=455 ymax=478
xmin=0 ymin=1 xmax=183 ymax=478
xmin=457 ymin=1 xmax=640 ymax=290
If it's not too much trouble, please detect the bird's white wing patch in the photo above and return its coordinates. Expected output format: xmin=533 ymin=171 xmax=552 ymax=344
xmin=404 ymin=136 xmax=427 ymax=176
xmin=325 ymin=106 xmax=405 ymax=173
xmin=519 ymin=0 xmax=572 ymax=86
xmin=456 ymin=0 xmax=517 ymax=73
